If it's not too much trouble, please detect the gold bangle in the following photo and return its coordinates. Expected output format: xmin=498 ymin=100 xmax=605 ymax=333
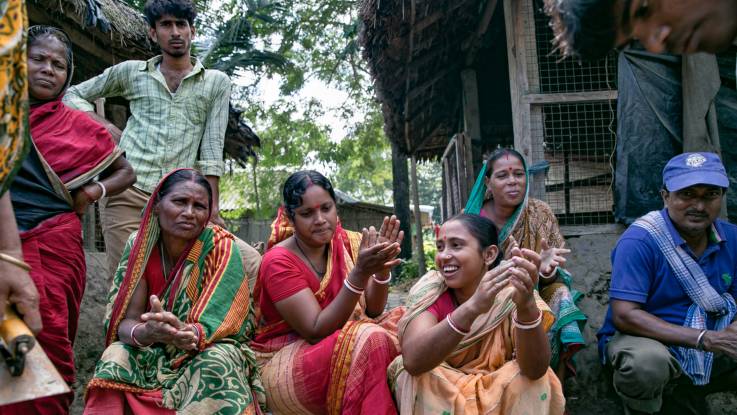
xmin=0 ymin=252 xmax=31 ymax=271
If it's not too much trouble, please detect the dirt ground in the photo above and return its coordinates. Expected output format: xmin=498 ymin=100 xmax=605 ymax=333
xmin=71 ymin=230 xmax=737 ymax=414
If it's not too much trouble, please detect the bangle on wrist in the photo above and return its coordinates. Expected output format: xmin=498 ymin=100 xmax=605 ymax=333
xmin=696 ymin=329 xmax=708 ymax=350
xmin=446 ymin=312 xmax=470 ymax=336
xmin=94 ymin=180 xmax=107 ymax=199
xmin=372 ymin=273 xmax=391 ymax=285
xmin=0 ymin=252 xmax=31 ymax=271
xmin=190 ymin=323 xmax=201 ymax=346
xmin=130 ymin=322 xmax=153 ymax=347
xmin=512 ymin=309 xmax=543 ymax=330
xmin=539 ymin=266 xmax=558 ymax=280
xmin=343 ymin=278 xmax=365 ymax=295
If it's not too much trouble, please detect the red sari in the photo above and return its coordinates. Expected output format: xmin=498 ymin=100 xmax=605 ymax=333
xmin=1 ymin=97 xmax=119 ymax=415
xmin=250 ymin=208 xmax=401 ymax=415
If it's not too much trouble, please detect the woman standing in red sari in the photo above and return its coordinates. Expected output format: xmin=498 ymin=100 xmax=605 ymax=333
xmin=1 ymin=26 xmax=135 ymax=414
xmin=251 ymin=170 xmax=404 ymax=414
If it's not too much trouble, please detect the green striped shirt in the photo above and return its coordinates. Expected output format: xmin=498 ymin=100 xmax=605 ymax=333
xmin=64 ymin=56 xmax=230 ymax=193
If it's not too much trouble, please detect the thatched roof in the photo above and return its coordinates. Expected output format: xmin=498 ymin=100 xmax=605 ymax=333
xmin=225 ymin=105 xmax=261 ymax=166
xmin=28 ymin=0 xmax=260 ymax=165
xmin=28 ymin=0 xmax=153 ymax=78
xmin=359 ymin=0 xmax=496 ymax=159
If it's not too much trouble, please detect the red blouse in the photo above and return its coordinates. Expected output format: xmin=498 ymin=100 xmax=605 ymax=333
xmin=426 ymin=290 xmax=457 ymax=321
xmin=255 ymin=246 xmax=324 ymax=340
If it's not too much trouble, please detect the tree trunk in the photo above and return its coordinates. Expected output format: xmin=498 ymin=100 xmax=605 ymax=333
xmin=391 ymin=142 xmax=412 ymax=260
xmin=410 ymin=155 xmax=426 ymax=275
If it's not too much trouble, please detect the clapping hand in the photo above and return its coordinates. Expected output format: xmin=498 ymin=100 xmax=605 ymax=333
xmin=503 ymin=235 xmax=521 ymax=259
xmin=539 ymin=239 xmax=569 ymax=278
xmin=468 ymin=260 xmax=516 ymax=314
xmin=353 ymin=226 xmax=402 ymax=282
xmin=376 ymin=216 xmax=404 ymax=279
xmin=140 ymin=295 xmax=198 ymax=351
xmin=507 ymin=247 xmax=541 ymax=308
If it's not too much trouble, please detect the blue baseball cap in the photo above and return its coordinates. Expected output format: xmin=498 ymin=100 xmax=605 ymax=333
xmin=663 ymin=152 xmax=729 ymax=192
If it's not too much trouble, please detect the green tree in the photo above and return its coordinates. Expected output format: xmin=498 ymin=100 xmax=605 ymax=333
xmin=124 ymin=0 xmax=442 ymax=221
xmin=329 ymin=106 xmax=393 ymax=205
xmin=416 ymin=161 xmax=443 ymax=223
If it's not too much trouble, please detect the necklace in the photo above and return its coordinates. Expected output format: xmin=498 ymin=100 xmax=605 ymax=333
xmin=294 ymin=237 xmax=326 ymax=278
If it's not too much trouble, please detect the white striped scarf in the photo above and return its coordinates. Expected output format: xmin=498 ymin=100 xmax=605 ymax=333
xmin=633 ymin=211 xmax=736 ymax=385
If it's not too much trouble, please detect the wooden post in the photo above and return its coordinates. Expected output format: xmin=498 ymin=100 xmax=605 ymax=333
xmin=461 ymin=69 xmax=485 ymax=179
xmin=410 ymin=155 xmax=426 ymax=276
xmin=461 ymin=69 xmax=482 ymax=143
xmin=391 ymin=142 xmax=413 ymax=260
xmin=503 ymin=0 xmax=545 ymax=199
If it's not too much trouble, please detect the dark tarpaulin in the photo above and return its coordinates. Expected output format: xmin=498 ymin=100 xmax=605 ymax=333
xmin=615 ymin=45 xmax=737 ymax=224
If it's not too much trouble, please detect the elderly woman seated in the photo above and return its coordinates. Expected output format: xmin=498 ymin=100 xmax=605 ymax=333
xmin=83 ymin=169 xmax=263 ymax=414
xmin=390 ymin=214 xmax=565 ymax=414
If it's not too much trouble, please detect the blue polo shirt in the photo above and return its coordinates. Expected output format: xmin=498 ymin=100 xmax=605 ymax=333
xmin=597 ymin=209 xmax=737 ymax=362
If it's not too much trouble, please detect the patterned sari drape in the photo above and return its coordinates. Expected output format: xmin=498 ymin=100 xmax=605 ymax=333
xmin=464 ymin=161 xmax=587 ymax=369
xmin=86 ymin=168 xmax=265 ymax=415
xmin=1 ymin=62 xmax=122 ymax=414
xmin=0 ymin=0 xmax=29 ymax=195
xmin=251 ymin=207 xmax=402 ymax=415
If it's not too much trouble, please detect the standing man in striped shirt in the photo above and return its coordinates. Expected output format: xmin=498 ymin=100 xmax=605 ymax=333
xmin=64 ymin=0 xmax=231 ymax=277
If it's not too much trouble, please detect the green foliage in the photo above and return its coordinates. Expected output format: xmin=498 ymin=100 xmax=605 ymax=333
xmin=423 ymin=238 xmax=437 ymax=271
xmin=196 ymin=1 xmax=291 ymax=76
xmin=393 ymin=238 xmax=437 ymax=288
xmin=253 ymin=1 xmax=372 ymax=99
xmin=119 ymin=0 xmax=443 ymax=221
xmin=393 ymin=259 xmax=419 ymax=286
xmin=328 ymin=106 xmax=393 ymax=204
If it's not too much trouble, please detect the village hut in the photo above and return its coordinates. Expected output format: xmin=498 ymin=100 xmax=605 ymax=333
xmin=359 ymin=0 xmax=737 ymax=227
xmin=359 ymin=0 xmax=620 ymax=227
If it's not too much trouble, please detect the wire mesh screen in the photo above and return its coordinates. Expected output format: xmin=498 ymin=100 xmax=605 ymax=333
xmin=532 ymin=101 xmax=617 ymax=225
xmin=525 ymin=0 xmax=618 ymax=94
xmin=81 ymin=203 xmax=107 ymax=252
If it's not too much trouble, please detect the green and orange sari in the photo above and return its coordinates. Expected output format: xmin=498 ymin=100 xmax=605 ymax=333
xmin=84 ymin=169 xmax=264 ymax=415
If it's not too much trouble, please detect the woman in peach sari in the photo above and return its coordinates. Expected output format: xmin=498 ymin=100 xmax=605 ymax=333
xmin=390 ymin=214 xmax=565 ymax=414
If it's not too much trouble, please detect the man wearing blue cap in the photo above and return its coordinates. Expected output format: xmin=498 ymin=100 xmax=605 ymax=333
xmin=598 ymin=152 xmax=737 ymax=414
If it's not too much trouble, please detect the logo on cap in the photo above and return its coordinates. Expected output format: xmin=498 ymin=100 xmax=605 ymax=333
xmin=686 ymin=154 xmax=707 ymax=168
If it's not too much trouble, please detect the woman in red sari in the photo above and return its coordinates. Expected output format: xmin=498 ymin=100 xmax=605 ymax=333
xmin=1 ymin=26 xmax=135 ymax=414
xmin=251 ymin=170 xmax=404 ymax=414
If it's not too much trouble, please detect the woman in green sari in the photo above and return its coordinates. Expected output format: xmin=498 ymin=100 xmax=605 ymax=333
xmin=84 ymin=168 xmax=264 ymax=415
xmin=465 ymin=148 xmax=586 ymax=382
